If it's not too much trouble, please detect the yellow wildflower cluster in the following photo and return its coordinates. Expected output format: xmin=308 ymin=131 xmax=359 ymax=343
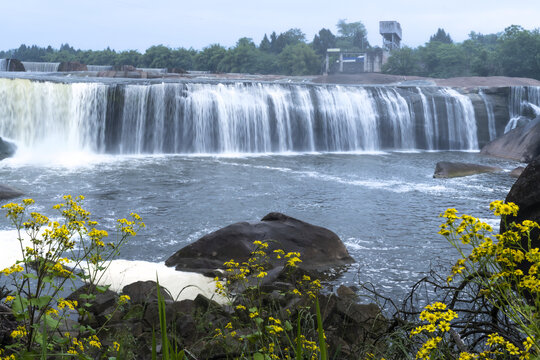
xmin=118 ymin=294 xmax=131 ymax=305
xmin=1 ymin=264 xmax=24 ymax=276
xmin=57 ymin=298 xmax=78 ymax=311
xmin=10 ymin=325 xmax=27 ymax=339
xmin=434 ymin=201 xmax=540 ymax=358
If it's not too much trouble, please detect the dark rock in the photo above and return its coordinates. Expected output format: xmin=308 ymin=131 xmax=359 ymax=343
xmin=504 ymin=155 xmax=540 ymax=246
xmin=122 ymin=280 xmax=173 ymax=304
xmin=510 ymin=167 xmax=525 ymax=178
xmin=481 ymin=118 xmax=540 ymax=162
xmin=0 ymin=137 xmax=17 ymax=160
xmin=433 ymin=161 xmax=502 ymax=178
xmin=0 ymin=184 xmax=23 ymax=201
xmin=58 ymin=61 xmax=88 ymax=72
xmin=165 ymin=213 xmax=354 ymax=274
xmin=68 ymin=284 xmax=118 ymax=318
xmin=3 ymin=59 xmax=25 ymax=72
xmin=0 ymin=303 xmax=17 ymax=346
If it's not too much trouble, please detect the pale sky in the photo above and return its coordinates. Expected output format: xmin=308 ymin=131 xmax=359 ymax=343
xmin=1 ymin=0 xmax=539 ymax=52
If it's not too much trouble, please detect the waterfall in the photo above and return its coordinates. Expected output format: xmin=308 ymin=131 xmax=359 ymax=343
xmin=0 ymin=77 xmax=490 ymax=155
xmin=21 ymin=61 xmax=60 ymax=72
xmin=506 ymin=86 xmax=540 ymax=132
xmin=479 ymin=89 xmax=497 ymax=140
xmin=87 ymin=65 xmax=114 ymax=71
xmin=417 ymin=87 xmax=436 ymax=150
xmin=0 ymin=78 xmax=108 ymax=152
xmin=0 ymin=59 xmax=6 ymax=71
xmin=440 ymin=88 xmax=478 ymax=150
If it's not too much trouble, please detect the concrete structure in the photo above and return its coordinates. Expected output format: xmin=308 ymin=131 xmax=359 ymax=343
xmin=380 ymin=21 xmax=402 ymax=51
xmin=324 ymin=21 xmax=401 ymax=74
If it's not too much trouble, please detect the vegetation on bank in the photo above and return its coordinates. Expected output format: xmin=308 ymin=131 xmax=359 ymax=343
xmin=1 ymin=21 xmax=539 ymax=79
xmin=0 ymin=196 xmax=538 ymax=359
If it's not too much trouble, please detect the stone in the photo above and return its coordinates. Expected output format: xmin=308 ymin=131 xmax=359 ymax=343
xmin=4 ymin=59 xmax=25 ymax=72
xmin=433 ymin=161 xmax=502 ymax=178
xmin=510 ymin=167 xmax=525 ymax=178
xmin=0 ymin=184 xmax=23 ymax=201
xmin=481 ymin=118 xmax=540 ymax=163
xmin=0 ymin=137 xmax=17 ymax=160
xmin=122 ymin=280 xmax=173 ymax=304
xmin=58 ymin=61 xmax=88 ymax=72
xmin=165 ymin=212 xmax=354 ymax=274
xmin=503 ymin=155 xmax=540 ymax=244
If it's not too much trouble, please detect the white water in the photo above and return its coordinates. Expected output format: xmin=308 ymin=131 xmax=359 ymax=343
xmin=21 ymin=61 xmax=60 ymax=72
xmin=87 ymin=65 xmax=114 ymax=71
xmin=0 ymin=77 xmax=498 ymax=155
xmin=440 ymin=88 xmax=478 ymax=150
xmin=479 ymin=89 xmax=497 ymax=140
xmin=506 ymin=86 xmax=540 ymax=133
xmin=0 ymin=59 xmax=7 ymax=71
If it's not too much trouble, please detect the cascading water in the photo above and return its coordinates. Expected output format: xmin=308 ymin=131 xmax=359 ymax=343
xmin=479 ymin=89 xmax=497 ymax=140
xmin=87 ymin=65 xmax=114 ymax=71
xmin=440 ymin=88 xmax=478 ymax=150
xmin=0 ymin=77 xmax=492 ymax=155
xmin=0 ymin=78 xmax=108 ymax=152
xmin=506 ymin=86 xmax=540 ymax=132
xmin=20 ymin=61 xmax=61 ymax=72
xmin=0 ymin=59 xmax=6 ymax=71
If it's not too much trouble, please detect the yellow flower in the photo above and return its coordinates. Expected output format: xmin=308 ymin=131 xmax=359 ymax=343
xmin=113 ymin=341 xmax=120 ymax=352
xmin=118 ymin=294 xmax=130 ymax=305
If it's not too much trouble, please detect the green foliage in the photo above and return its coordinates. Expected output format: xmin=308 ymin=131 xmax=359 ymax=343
xmin=336 ymin=19 xmax=369 ymax=50
xmin=382 ymin=46 xmax=421 ymax=75
xmin=312 ymin=28 xmax=337 ymax=56
xmin=213 ymin=240 xmax=326 ymax=359
xmin=193 ymin=44 xmax=227 ymax=72
xmin=429 ymin=28 xmax=453 ymax=44
xmin=0 ymin=196 xmax=144 ymax=358
xmin=278 ymin=43 xmax=320 ymax=76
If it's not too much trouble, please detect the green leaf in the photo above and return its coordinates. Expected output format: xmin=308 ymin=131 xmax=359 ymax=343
xmin=29 ymin=295 xmax=52 ymax=308
xmin=253 ymin=352 xmax=265 ymax=360
xmin=23 ymin=273 xmax=38 ymax=280
xmin=12 ymin=295 xmax=29 ymax=315
xmin=96 ymin=285 xmax=110 ymax=292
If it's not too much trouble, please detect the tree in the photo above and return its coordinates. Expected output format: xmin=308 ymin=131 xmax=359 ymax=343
xmin=278 ymin=43 xmax=320 ymax=75
xmin=194 ymin=44 xmax=227 ymax=72
xmin=259 ymin=34 xmax=271 ymax=52
xmin=312 ymin=28 xmax=336 ymax=55
xmin=429 ymin=28 xmax=453 ymax=44
xmin=382 ymin=46 xmax=420 ymax=75
xmin=272 ymin=28 xmax=306 ymax=54
xmin=142 ymin=45 xmax=173 ymax=68
xmin=335 ymin=19 xmax=369 ymax=50
xmin=497 ymin=25 xmax=540 ymax=79
xmin=217 ymin=38 xmax=261 ymax=74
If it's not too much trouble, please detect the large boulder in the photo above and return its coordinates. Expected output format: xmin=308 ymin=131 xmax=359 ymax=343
xmin=0 ymin=184 xmax=23 ymax=201
xmin=58 ymin=61 xmax=88 ymax=72
xmin=165 ymin=212 xmax=354 ymax=274
xmin=0 ymin=137 xmax=16 ymax=160
xmin=481 ymin=118 xmax=540 ymax=162
xmin=433 ymin=161 xmax=502 ymax=178
xmin=504 ymin=155 xmax=540 ymax=242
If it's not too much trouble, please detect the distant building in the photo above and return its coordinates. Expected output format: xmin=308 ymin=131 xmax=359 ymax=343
xmin=324 ymin=20 xmax=401 ymax=74
xmin=380 ymin=21 xmax=402 ymax=51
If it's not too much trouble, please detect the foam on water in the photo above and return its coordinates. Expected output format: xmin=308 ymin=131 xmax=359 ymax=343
xmin=0 ymin=229 xmax=220 ymax=302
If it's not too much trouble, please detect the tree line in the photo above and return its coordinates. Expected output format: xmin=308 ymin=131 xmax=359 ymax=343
xmin=383 ymin=25 xmax=540 ymax=80
xmin=1 ymin=23 xmax=539 ymax=79
xmin=0 ymin=20 xmax=368 ymax=76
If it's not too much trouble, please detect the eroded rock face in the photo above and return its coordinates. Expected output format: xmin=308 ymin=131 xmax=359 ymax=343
xmin=504 ymin=155 xmax=540 ymax=243
xmin=481 ymin=118 xmax=540 ymax=163
xmin=0 ymin=184 xmax=23 ymax=201
xmin=165 ymin=212 xmax=354 ymax=274
xmin=433 ymin=161 xmax=502 ymax=178
xmin=0 ymin=137 xmax=17 ymax=160
xmin=58 ymin=61 xmax=88 ymax=71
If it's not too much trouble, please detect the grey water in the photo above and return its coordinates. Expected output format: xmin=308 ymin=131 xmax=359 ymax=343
xmin=0 ymin=75 xmax=531 ymax=302
xmin=0 ymin=151 xmax=517 ymax=301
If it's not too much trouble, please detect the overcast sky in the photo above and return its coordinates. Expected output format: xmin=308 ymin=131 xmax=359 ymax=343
xmin=2 ymin=0 xmax=539 ymax=52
